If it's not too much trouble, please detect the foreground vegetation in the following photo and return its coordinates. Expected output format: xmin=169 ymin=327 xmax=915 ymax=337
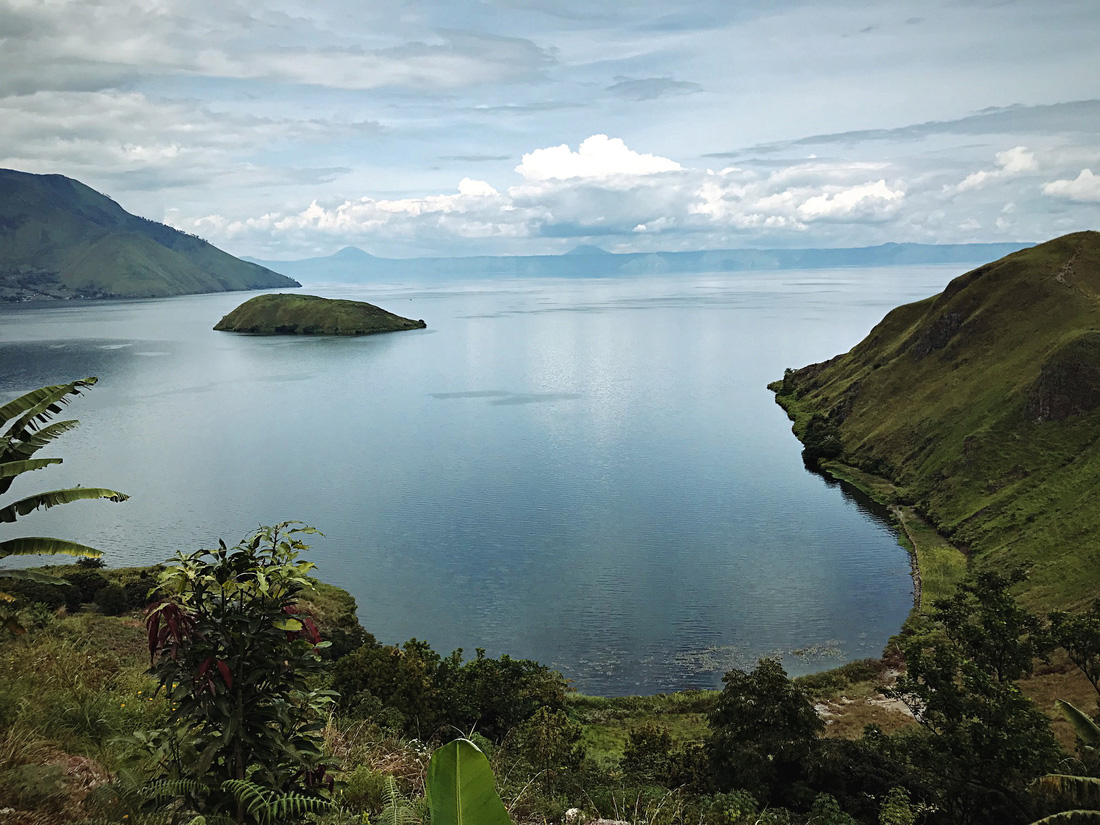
xmin=3 ymin=545 xmax=1100 ymax=825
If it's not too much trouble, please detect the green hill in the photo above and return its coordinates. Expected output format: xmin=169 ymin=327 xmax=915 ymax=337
xmin=214 ymin=293 xmax=426 ymax=335
xmin=0 ymin=168 xmax=299 ymax=300
xmin=774 ymin=231 xmax=1100 ymax=610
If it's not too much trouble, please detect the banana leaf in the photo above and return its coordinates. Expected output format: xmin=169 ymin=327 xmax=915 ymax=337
xmin=1058 ymin=700 xmax=1100 ymax=747
xmin=0 ymin=537 xmax=104 ymax=560
xmin=428 ymin=738 xmax=511 ymax=825
xmin=0 ymin=378 xmax=96 ymax=435
xmin=0 ymin=419 xmax=81 ymax=463
xmin=0 ymin=568 xmax=72 ymax=585
xmin=0 ymin=487 xmax=129 ymax=523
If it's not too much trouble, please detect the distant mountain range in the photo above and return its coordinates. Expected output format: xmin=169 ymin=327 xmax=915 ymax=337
xmin=0 ymin=169 xmax=298 ymax=301
xmin=247 ymin=240 xmax=1036 ymax=284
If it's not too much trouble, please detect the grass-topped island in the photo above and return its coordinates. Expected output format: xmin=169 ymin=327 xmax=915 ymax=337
xmin=214 ymin=292 xmax=426 ymax=335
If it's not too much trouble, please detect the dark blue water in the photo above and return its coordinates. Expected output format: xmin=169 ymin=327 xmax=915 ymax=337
xmin=0 ymin=267 xmax=966 ymax=694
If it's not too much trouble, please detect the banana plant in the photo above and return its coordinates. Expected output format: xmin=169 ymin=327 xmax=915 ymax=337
xmin=427 ymin=739 xmax=510 ymax=825
xmin=1031 ymin=701 xmax=1100 ymax=824
xmin=0 ymin=377 xmax=128 ymax=608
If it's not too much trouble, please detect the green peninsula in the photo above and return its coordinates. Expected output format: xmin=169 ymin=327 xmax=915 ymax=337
xmin=0 ymin=168 xmax=299 ymax=301
xmin=214 ymin=292 xmax=427 ymax=335
xmin=774 ymin=231 xmax=1100 ymax=610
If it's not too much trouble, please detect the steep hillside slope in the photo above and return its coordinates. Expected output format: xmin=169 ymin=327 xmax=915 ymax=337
xmin=0 ymin=168 xmax=299 ymax=300
xmin=776 ymin=231 xmax=1100 ymax=609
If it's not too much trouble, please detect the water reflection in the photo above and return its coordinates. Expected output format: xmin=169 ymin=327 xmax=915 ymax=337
xmin=0 ymin=267 xmax=966 ymax=694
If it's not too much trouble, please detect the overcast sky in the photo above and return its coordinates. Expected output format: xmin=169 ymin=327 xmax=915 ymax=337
xmin=2 ymin=0 xmax=1099 ymax=259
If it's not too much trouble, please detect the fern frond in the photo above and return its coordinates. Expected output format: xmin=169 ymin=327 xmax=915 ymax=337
xmin=380 ymin=775 xmax=419 ymax=825
xmin=221 ymin=778 xmax=335 ymax=824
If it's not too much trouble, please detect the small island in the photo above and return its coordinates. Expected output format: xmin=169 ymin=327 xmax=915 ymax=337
xmin=214 ymin=293 xmax=426 ymax=336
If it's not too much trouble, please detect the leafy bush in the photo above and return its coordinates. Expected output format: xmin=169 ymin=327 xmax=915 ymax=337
xmin=342 ymin=765 xmax=388 ymax=813
xmin=64 ymin=569 xmax=108 ymax=602
xmin=94 ymin=583 xmax=129 ymax=615
xmin=334 ymin=640 xmax=568 ymax=742
xmin=621 ymin=721 xmax=674 ymax=782
xmin=801 ymin=414 xmax=843 ymax=462
xmin=144 ymin=522 xmax=335 ymax=807
xmin=708 ymin=658 xmax=823 ymax=806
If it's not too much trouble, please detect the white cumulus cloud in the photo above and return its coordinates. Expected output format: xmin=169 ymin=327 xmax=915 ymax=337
xmin=797 ymin=180 xmax=905 ymax=220
xmin=515 ymin=135 xmax=682 ymax=182
xmin=1042 ymin=169 xmax=1100 ymax=202
xmin=951 ymin=146 xmax=1038 ymax=192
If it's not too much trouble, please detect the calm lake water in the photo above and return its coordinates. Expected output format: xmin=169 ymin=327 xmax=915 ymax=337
xmin=0 ymin=266 xmax=969 ymax=694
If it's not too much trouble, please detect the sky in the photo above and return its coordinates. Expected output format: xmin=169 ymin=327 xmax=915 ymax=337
xmin=2 ymin=0 xmax=1099 ymax=259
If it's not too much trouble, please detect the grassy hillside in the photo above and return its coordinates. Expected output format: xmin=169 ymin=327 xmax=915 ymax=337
xmin=0 ymin=168 xmax=299 ymax=300
xmin=214 ymin=293 xmax=427 ymax=335
xmin=775 ymin=231 xmax=1100 ymax=610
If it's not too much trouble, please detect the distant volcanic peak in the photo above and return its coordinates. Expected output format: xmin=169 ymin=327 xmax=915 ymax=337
xmin=564 ymin=244 xmax=611 ymax=256
xmin=332 ymin=246 xmax=375 ymax=260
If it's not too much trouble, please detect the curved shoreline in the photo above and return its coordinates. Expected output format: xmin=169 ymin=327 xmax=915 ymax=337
xmin=771 ymin=389 xmax=968 ymax=623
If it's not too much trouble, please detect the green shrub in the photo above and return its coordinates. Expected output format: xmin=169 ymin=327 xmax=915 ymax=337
xmin=341 ymin=765 xmax=388 ymax=813
xmin=703 ymin=790 xmax=759 ymax=825
xmin=63 ymin=569 xmax=108 ymax=603
xmin=621 ymin=721 xmax=673 ymax=783
xmin=94 ymin=583 xmax=129 ymax=616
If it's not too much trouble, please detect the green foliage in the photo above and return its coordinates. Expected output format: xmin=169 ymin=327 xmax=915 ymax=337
xmin=342 ymin=766 xmax=388 ymax=814
xmin=0 ymin=761 xmax=68 ymax=812
xmin=1051 ymin=602 xmax=1100 ymax=700
xmin=378 ymin=774 xmax=419 ymax=825
xmin=214 ymin=294 xmax=425 ymax=336
xmin=222 ymin=778 xmax=337 ymax=825
xmin=143 ymin=523 xmax=336 ymax=811
xmin=703 ymin=789 xmax=759 ymax=825
xmin=95 ymin=582 xmax=130 ymax=616
xmin=0 ymin=377 xmax=128 ymax=616
xmin=514 ymin=707 xmax=586 ymax=794
xmin=621 ymin=721 xmax=674 ymax=783
xmin=891 ymin=571 xmax=1060 ymax=824
xmin=426 ymin=738 xmax=509 ymax=825
xmin=708 ymin=658 xmax=823 ymax=805
xmin=801 ymin=414 xmax=843 ymax=463
xmin=773 ymin=231 xmax=1100 ymax=611
xmin=808 ymin=793 xmax=856 ymax=825
xmin=877 ymin=787 xmax=917 ymax=825
xmin=333 ymin=641 xmax=566 ymax=742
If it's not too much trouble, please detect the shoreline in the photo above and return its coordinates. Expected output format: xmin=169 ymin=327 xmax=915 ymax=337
xmin=770 ymin=387 xmax=969 ymax=623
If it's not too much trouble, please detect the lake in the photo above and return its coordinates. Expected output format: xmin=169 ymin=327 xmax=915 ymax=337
xmin=0 ymin=265 xmax=968 ymax=695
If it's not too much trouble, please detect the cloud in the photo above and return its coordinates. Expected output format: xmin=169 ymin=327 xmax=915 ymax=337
xmin=439 ymin=154 xmax=512 ymax=162
xmin=742 ymin=101 xmax=1100 ymax=153
xmin=515 ymin=135 xmax=683 ymax=181
xmin=1043 ymin=169 xmax=1100 ymax=203
xmin=606 ymin=76 xmax=702 ymax=101
xmin=0 ymin=90 xmax=378 ymax=191
xmin=173 ymin=136 xmax=921 ymax=255
xmin=0 ymin=1 xmax=555 ymax=94
xmin=797 ymin=180 xmax=905 ymax=220
xmin=949 ymin=146 xmax=1037 ymax=192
